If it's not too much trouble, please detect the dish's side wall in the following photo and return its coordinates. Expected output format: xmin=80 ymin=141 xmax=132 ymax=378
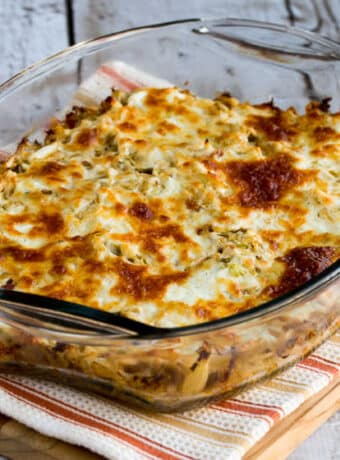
xmin=0 ymin=280 xmax=338 ymax=411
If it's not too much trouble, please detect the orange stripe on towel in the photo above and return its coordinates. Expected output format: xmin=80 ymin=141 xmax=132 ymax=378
xmin=298 ymin=356 xmax=339 ymax=376
xmin=100 ymin=65 xmax=140 ymax=91
xmin=214 ymin=399 xmax=281 ymax=424
xmin=0 ymin=377 xmax=190 ymax=460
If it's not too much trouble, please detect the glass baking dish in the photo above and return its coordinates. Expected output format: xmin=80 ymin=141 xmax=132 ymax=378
xmin=0 ymin=18 xmax=339 ymax=412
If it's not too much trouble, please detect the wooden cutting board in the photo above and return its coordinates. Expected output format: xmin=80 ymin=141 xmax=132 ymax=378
xmin=0 ymin=380 xmax=338 ymax=460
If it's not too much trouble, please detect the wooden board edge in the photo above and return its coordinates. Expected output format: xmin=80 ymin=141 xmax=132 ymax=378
xmin=0 ymin=415 xmax=101 ymax=459
xmin=0 ymin=379 xmax=338 ymax=459
xmin=244 ymin=379 xmax=339 ymax=460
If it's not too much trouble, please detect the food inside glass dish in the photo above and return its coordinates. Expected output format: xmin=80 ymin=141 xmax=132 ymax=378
xmin=0 ymin=86 xmax=338 ymax=326
xmin=0 ymin=19 xmax=339 ymax=411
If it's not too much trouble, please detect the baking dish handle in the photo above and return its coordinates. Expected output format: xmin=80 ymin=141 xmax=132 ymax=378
xmin=193 ymin=19 xmax=340 ymax=63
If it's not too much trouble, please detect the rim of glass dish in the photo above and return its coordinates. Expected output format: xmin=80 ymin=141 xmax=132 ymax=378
xmin=0 ymin=260 xmax=339 ymax=342
xmin=0 ymin=17 xmax=339 ymax=341
xmin=1 ymin=17 xmax=340 ymax=99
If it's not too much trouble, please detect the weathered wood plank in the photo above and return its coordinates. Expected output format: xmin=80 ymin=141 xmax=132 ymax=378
xmin=286 ymin=0 xmax=340 ymax=38
xmin=72 ymin=0 xmax=289 ymax=41
xmin=0 ymin=414 xmax=101 ymax=460
xmin=72 ymin=0 xmax=340 ymax=41
xmin=71 ymin=0 xmax=291 ymax=90
xmin=0 ymin=0 xmax=76 ymax=148
xmin=0 ymin=0 xmax=68 ymax=83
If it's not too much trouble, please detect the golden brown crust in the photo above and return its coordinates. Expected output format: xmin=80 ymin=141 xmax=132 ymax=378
xmin=0 ymin=87 xmax=339 ymax=326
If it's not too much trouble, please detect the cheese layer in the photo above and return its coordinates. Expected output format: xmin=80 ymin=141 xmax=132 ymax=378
xmin=0 ymin=88 xmax=339 ymax=327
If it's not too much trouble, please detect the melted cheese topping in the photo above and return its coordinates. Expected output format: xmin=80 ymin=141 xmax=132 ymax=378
xmin=0 ymin=89 xmax=339 ymax=327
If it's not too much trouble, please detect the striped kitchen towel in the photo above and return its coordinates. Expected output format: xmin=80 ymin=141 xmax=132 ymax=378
xmin=0 ymin=61 xmax=338 ymax=460
xmin=0 ymin=333 xmax=337 ymax=460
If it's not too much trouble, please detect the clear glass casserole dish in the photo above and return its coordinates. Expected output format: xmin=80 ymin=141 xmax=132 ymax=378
xmin=0 ymin=18 xmax=339 ymax=412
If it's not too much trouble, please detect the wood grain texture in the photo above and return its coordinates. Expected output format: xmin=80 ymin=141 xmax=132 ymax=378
xmin=285 ymin=0 xmax=340 ymax=38
xmin=72 ymin=0 xmax=288 ymax=41
xmin=0 ymin=0 xmax=68 ymax=83
xmin=245 ymin=382 xmax=340 ymax=460
xmin=71 ymin=0 xmax=340 ymax=40
xmin=0 ymin=414 xmax=102 ymax=460
xmin=71 ymin=0 xmax=291 ymax=95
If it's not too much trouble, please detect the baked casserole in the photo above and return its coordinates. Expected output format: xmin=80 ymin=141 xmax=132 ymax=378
xmin=0 ymin=85 xmax=339 ymax=410
xmin=0 ymin=88 xmax=339 ymax=322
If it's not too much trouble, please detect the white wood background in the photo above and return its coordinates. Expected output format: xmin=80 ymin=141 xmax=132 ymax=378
xmin=0 ymin=1 xmax=339 ymax=459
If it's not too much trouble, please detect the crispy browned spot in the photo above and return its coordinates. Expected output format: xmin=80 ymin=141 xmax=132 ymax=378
xmin=157 ymin=121 xmax=178 ymax=135
xmin=115 ymin=202 xmax=126 ymax=214
xmin=203 ymin=157 xmax=219 ymax=173
xmin=185 ymin=198 xmax=201 ymax=211
xmin=266 ymin=246 xmax=337 ymax=297
xmin=40 ymin=212 xmax=64 ymax=234
xmin=248 ymin=111 xmax=296 ymax=141
xmin=7 ymin=236 xmax=95 ymax=268
xmin=144 ymin=88 xmax=171 ymax=108
xmin=64 ymin=106 xmax=96 ymax=129
xmin=118 ymin=122 xmax=136 ymax=131
xmin=51 ymin=254 xmax=68 ymax=275
xmin=225 ymin=154 xmax=305 ymax=207
xmin=56 ymin=236 xmax=95 ymax=260
xmin=65 ymin=110 xmax=78 ymax=129
xmin=313 ymin=126 xmax=336 ymax=142
xmin=113 ymin=259 xmax=187 ymax=301
xmin=7 ymin=212 xmax=64 ymax=237
xmin=76 ymin=128 xmax=97 ymax=146
xmin=99 ymin=95 xmax=113 ymax=114
xmin=143 ymin=224 xmax=189 ymax=253
xmin=0 ymin=247 xmax=45 ymax=262
xmin=260 ymin=230 xmax=284 ymax=251
xmin=40 ymin=161 xmax=64 ymax=175
xmin=311 ymin=144 xmax=337 ymax=157
xmin=129 ymin=202 xmax=153 ymax=221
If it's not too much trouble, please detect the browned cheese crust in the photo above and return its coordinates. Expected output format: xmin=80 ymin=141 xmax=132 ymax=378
xmin=0 ymin=89 xmax=339 ymax=327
